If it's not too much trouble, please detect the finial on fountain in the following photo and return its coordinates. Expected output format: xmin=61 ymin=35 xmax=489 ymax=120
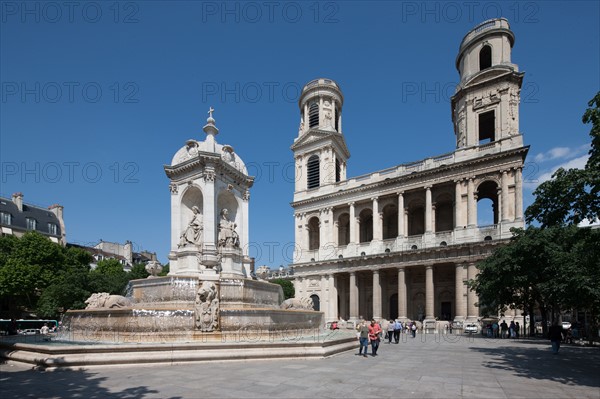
xmin=203 ymin=106 xmax=219 ymax=138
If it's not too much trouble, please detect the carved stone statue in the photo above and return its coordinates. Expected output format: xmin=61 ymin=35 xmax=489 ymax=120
xmin=85 ymin=293 xmax=132 ymax=309
xmin=145 ymin=261 xmax=163 ymax=278
xmin=195 ymin=281 xmax=219 ymax=332
xmin=218 ymin=208 xmax=239 ymax=248
xmin=280 ymin=296 xmax=314 ymax=310
xmin=178 ymin=206 xmax=203 ymax=247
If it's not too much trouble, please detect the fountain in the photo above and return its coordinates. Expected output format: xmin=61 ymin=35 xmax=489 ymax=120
xmin=0 ymin=109 xmax=356 ymax=368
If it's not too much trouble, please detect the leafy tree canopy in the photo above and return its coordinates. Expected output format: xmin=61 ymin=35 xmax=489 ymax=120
xmin=271 ymin=278 xmax=295 ymax=300
xmin=526 ymin=92 xmax=600 ymax=226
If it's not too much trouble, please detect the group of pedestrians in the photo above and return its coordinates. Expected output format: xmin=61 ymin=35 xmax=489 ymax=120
xmin=357 ymin=319 xmax=382 ymax=357
xmin=357 ymin=318 xmax=421 ymax=357
xmin=485 ymin=319 xmax=520 ymax=338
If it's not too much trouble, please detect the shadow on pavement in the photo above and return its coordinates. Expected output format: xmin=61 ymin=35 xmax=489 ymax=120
xmin=0 ymin=361 xmax=179 ymax=399
xmin=470 ymin=342 xmax=600 ymax=388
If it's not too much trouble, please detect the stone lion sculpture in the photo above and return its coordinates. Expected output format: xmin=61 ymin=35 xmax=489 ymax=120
xmin=280 ymin=296 xmax=314 ymax=310
xmin=85 ymin=292 xmax=132 ymax=309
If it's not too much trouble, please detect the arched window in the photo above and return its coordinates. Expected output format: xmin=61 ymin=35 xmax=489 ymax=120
xmin=308 ymin=217 xmax=320 ymax=250
xmin=307 ymin=155 xmax=320 ymax=189
xmin=310 ymin=294 xmax=320 ymax=311
xmin=337 ymin=213 xmax=350 ymax=246
xmin=435 ymin=197 xmax=454 ymax=232
xmin=479 ymin=45 xmax=492 ymax=71
xmin=477 ymin=181 xmax=499 ymax=226
xmin=359 ymin=209 xmax=373 ymax=243
xmin=309 ymin=102 xmax=319 ymax=128
xmin=408 ymin=205 xmax=425 ymax=236
xmin=382 ymin=204 xmax=398 ymax=239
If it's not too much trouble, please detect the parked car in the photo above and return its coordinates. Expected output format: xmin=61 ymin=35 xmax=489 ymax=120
xmin=464 ymin=323 xmax=479 ymax=334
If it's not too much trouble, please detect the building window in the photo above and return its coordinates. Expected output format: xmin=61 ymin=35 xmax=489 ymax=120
xmin=334 ymin=107 xmax=339 ymax=131
xmin=478 ymin=110 xmax=495 ymax=144
xmin=26 ymin=218 xmax=36 ymax=230
xmin=308 ymin=102 xmax=319 ymax=128
xmin=48 ymin=223 xmax=57 ymax=235
xmin=479 ymin=45 xmax=492 ymax=70
xmin=335 ymin=158 xmax=341 ymax=182
xmin=307 ymin=155 xmax=320 ymax=189
xmin=0 ymin=212 xmax=11 ymax=225
xmin=308 ymin=217 xmax=320 ymax=250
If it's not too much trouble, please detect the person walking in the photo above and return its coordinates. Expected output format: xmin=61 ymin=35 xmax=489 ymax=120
xmin=369 ymin=320 xmax=382 ymax=356
xmin=548 ymin=321 xmax=563 ymax=354
xmin=393 ymin=319 xmax=402 ymax=343
xmin=387 ymin=320 xmax=395 ymax=344
xmin=500 ymin=320 xmax=509 ymax=339
xmin=357 ymin=320 xmax=370 ymax=357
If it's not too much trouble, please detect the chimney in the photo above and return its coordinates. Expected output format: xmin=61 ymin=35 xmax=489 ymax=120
xmin=48 ymin=204 xmax=66 ymax=246
xmin=11 ymin=192 xmax=23 ymax=212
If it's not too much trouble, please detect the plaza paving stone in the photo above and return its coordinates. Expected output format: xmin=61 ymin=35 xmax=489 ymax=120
xmin=1 ymin=334 xmax=599 ymax=398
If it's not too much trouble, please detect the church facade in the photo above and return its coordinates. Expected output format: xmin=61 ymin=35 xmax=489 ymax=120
xmin=289 ymin=18 xmax=528 ymax=325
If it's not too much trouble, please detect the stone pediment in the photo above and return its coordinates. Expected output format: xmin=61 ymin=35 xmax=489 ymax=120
xmin=291 ymin=129 xmax=350 ymax=158
xmin=464 ymin=66 xmax=518 ymax=88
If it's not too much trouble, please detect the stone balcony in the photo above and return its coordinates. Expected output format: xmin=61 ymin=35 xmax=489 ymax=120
xmin=294 ymin=220 xmax=522 ymax=264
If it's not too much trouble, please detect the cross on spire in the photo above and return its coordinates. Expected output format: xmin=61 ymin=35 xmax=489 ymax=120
xmin=208 ymin=107 xmax=215 ymax=119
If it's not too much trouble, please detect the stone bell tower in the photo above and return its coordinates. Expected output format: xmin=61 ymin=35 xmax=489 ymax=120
xmin=291 ymin=78 xmax=350 ymax=193
xmin=451 ymin=18 xmax=525 ymax=150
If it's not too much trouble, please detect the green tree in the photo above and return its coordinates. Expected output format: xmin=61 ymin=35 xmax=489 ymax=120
xmin=158 ymin=263 xmax=169 ymax=276
xmin=271 ymin=278 xmax=295 ymax=300
xmin=526 ymin=92 xmax=600 ymax=226
xmin=0 ymin=232 xmax=67 ymax=312
xmin=0 ymin=233 xmax=93 ymax=317
xmin=128 ymin=263 xmax=150 ymax=280
xmin=89 ymin=259 xmax=129 ymax=295
xmin=474 ymin=93 xmax=600 ymax=338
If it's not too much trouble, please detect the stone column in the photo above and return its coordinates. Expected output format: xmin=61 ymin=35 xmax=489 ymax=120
xmin=454 ymin=180 xmax=462 ymax=228
xmin=349 ymin=272 xmax=359 ymax=320
xmin=304 ymin=103 xmax=308 ymax=131
xmin=302 ymin=214 xmax=309 ymax=252
xmin=372 ymin=270 xmax=382 ymax=320
xmin=321 ymin=274 xmax=328 ymax=316
xmin=501 ymin=170 xmax=509 ymax=221
xmin=202 ymin=164 xmax=218 ymax=267
xmin=404 ymin=208 xmax=408 ymax=236
xmin=425 ymin=186 xmax=433 ymax=233
xmin=425 ymin=265 xmax=434 ymax=319
xmin=319 ymin=209 xmax=326 ymax=251
xmin=398 ymin=267 xmax=407 ymax=319
xmin=467 ymin=263 xmax=479 ymax=319
xmin=329 ymin=274 xmax=338 ymax=321
xmin=467 ymin=178 xmax=476 ymax=227
xmin=455 ymin=263 xmax=465 ymax=319
xmin=492 ymin=187 xmax=504 ymax=224
xmin=397 ymin=192 xmax=404 ymax=238
xmin=372 ymin=197 xmax=382 ymax=240
xmin=349 ymin=202 xmax=356 ymax=244
xmin=319 ymin=97 xmax=324 ymax=126
xmin=515 ymin=167 xmax=523 ymax=220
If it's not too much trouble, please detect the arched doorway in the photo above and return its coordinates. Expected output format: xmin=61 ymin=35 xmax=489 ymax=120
xmin=310 ymin=294 xmax=320 ymax=311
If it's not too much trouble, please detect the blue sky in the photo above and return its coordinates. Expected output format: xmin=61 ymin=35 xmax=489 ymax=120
xmin=1 ymin=1 xmax=599 ymax=267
